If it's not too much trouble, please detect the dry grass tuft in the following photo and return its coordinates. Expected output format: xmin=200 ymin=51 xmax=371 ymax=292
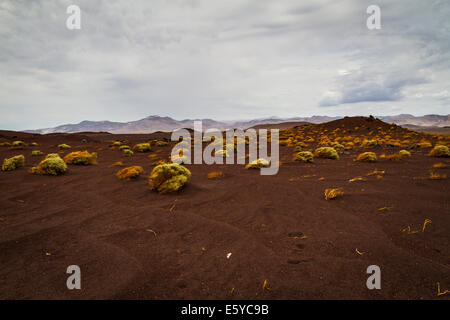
xmin=324 ymin=188 xmax=344 ymax=200
xmin=429 ymin=171 xmax=447 ymax=180
xmin=116 ymin=166 xmax=143 ymax=180
xmin=109 ymin=161 xmax=124 ymax=167
xmin=207 ymin=171 xmax=223 ymax=179
xmin=245 ymin=158 xmax=270 ymax=169
xmin=432 ymin=162 xmax=447 ymax=169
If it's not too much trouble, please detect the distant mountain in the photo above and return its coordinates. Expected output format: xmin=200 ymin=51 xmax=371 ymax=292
xmin=25 ymin=114 xmax=449 ymax=134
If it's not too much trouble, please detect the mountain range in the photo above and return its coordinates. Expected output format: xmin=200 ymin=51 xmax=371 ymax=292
xmin=25 ymin=114 xmax=449 ymax=134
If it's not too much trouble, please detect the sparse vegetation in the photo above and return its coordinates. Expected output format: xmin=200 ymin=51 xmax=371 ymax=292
xmin=31 ymin=150 xmax=43 ymax=156
xmin=123 ymin=149 xmax=134 ymax=157
xmin=324 ymin=188 xmax=344 ymax=200
xmin=2 ymin=155 xmax=25 ymax=171
xmin=399 ymin=150 xmax=411 ymax=158
xmin=58 ymin=144 xmax=71 ymax=149
xmin=293 ymin=151 xmax=314 ymax=163
xmin=31 ymin=154 xmax=67 ymax=176
xmin=314 ymin=147 xmax=339 ymax=160
xmin=149 ymin=163 xmax=191 ymax=193
xmin=356 ymin=152 xmax=377 ymax=162
xmin=133 ymin=143 xmax=151 ymax=152
xmin=428 ymin=145 xmax=449 ymax=158
xmin=429 ymin=171 xmax=447 ymax=180
xmin=116 ymin=166 xmax=143 ymax=180
xmin=64 ymin=151 xmax=97 ymax=165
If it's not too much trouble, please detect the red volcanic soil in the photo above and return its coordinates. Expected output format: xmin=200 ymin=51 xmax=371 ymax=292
xmin=0 ymin=117 xmax=449 ymax=300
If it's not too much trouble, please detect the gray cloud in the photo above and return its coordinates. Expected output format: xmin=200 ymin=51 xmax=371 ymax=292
xmin=0 ymin=0 xmax=449 ymax=130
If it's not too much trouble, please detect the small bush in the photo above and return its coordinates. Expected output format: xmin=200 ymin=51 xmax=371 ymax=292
xmin=58 ymin=144 xmax=71 ymax=149
xmin=294 ymin=146 xmax=302 ymax=152
xmin=123 ymin=149 xmax=133 ymax=157
xmin=133 ymin=143 xmax=151 ymax=152
xmin=386 ymin=154 xmax=402 ymax=161
xmin=119 ymin=145 xmax=130 ymax=150
xmin=0 ymin=142 xmax=11 ymax=147
xmin=361 ymin=139 xmax=377 ymax=148
xmin=294 ymin=151 xmax=314 ymax=163
xmin=428 ymin=145 xmax=449 ymax=157
xmin=324 ymin=188 xmax=344 ymax=200
xmin=149 ymin=163 xmax=191 ymax=193
xmin=112 ymin=141 xmax=122 ymax=146
xmin=432 ymin=162 xmax=447 ymax=169
xmin=356 ymin=152 xmax=377 ymax=162
xmin=116 ymin=166 xmax=143 ymax=180
xmin=399 ymin=150 xmax=411 ymax=158
xmin=64 ymin=151 xmax=97 ymax=165
xmin=31 ymin=154 xmax=67 ymax=176
xmin=314 ymin=147 xmax=339 ymax=160
xmin=12 ymin=141 xmax=25 ymax=147
xmin=171 ymin=154 xmax=189 ymax=164
xmin=245 ymin=158 xmax=270 ymax=169
xmin=30 ymin=142 xmax=38 ymax=146
xmin=2 ymin=155 xmax=25 ymax=171
xmin=207 ymin=171 xmax=223 ymax=179
xmin=31 ymin=150 xmax=43 ymax=156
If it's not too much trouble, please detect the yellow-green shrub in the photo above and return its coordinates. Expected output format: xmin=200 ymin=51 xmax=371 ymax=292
xmin=116 ymin=166 xmax=143 ymax=180
xmin=58 ymin=144 xmax=71 ymax=149
xmin=314 ymin=147 xmax=339 ymax=160
xmin=361 ymin=139 xmax=378 ymax=148
xmin=428 ymin=145 xmax=449 ymax=157
xmin=119 ymin=145 xmax=130 ymax=150
xmin=2 ymin=155 xmax=25 ymax=171
xmin=123 ymin=149 xmax=133 ymax=157
xmin=31 ymin=154 xmax=67 ymax=175
xmin=356 ymin=152 xmax=377 ymax=162
xmin=149 ymin=163 xmax=191 ymax=193
xmin=294 ymin=151 xmax=314 ymax=163
xmin=12 ymin=141 xmax=25 ymax=147
xmin=31 ymin=150 xmax=43 ymax=156
xmin=399 ymin=150 xmax=411 ymax=158
xmin=64 ymin=151 xmax=97 ymax=165
xmin=133 ymin=143 xmax=151 ymax=152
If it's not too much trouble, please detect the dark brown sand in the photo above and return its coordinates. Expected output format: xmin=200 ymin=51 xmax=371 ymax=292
xmin=0 ymin=117 xmax=449 ymax=299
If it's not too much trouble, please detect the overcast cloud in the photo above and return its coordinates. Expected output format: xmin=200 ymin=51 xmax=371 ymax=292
xmin=0 ymin=0 xmax=449 ymax=130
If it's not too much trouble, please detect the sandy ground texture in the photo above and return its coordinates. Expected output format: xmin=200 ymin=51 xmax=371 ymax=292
xmin=0 ymin=116 xmax=449 ymax=299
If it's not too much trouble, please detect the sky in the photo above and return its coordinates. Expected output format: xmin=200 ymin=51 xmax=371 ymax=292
xmin=0 ymin=0 xmax=449 ymax=130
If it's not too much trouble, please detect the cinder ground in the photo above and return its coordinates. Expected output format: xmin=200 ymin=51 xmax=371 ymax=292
xmin=0 ymin=117 xmax=449 ymax=299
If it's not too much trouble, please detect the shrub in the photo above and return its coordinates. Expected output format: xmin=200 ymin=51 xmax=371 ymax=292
xmin=418 ymin=141 xmax=432 ymax=148
xmin=386 ymin=154 xmax=402 ymax=161
xmin=245 ymin=158 xmax=270 ymax=169
xmin=116 ymin=166 xmax=143 ymax=180
xmin=2 ymin=155 xmax=25 ymax=171
xmin=207 ymin=171 xmax=223 ymax=179
xmin=0 ymin=142 xmax=11 ymax=147
xmin=123 ymin=149 xmax=133 ymax=157
xmin=64 ymin=151 xmax=97 ymax=165
xmin=294 ymin=151 xmax=314 ymax=163
xmin=356 ymin=152 xmax=377 ymax=162
xmin=432 ymin=162 xmax=447 ymax=169
xmin=399 ymin=150 xmax=411 ymax=158
xmin=31 ymin=154 xmax=67 ymax=175
xmin=30 ymin=142 xmax=38 ymax=146
xmin=215 ymin=149 xmax=229 ymax=158
xmin=428 ymin=145 xmax=449 ymax=157
xmin=171 ymin=154 xmax=189 ymax=164
xmin=294 ymin=146 xmax=302 ymax=152
xmin=58 ymin=144 xmax=71 ymax=149
xmin=31 ymin=150 xmax=43 ymax=156
xmin=133 ymin=143 xmax=151 ymax=152
xmin=314 ymin=147 xmax=339 ymax=160
xmin=361 ymin=139 xmax=377 ymax=148
xmin=112 ymin=141 xmax=122 ymax=146
xmin=324 ymin=188 xmax=344 ymax=200
xmin=331 ymin=142 xmax=345 ymax=150
xmin=12 ymin=141 xmax=25 ymax=147
xmin=149 ymin=163 xmax=191 ymax=193
xmin=119 ymin=145 xmax=130 ymax=150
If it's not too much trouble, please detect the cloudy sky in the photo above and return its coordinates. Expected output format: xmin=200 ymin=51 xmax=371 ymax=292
xmin=0 ymin=0 xmax=449 ymax=130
